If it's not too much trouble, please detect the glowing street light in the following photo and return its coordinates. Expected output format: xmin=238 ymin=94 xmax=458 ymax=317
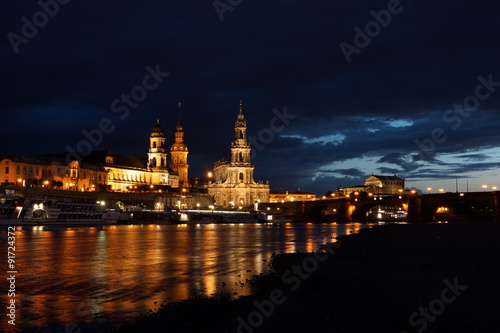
xmin=427 ymin=187 xmax=432 ymax=194
xmin=493 ymin=186 xmax=498 ymax=191
xmin=439 ymin=188 xmax=444 ymax=193
xmin=482 ymin=184 xmax=488 ymax=192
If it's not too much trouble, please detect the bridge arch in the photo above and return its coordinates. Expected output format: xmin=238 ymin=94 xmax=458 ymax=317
xmin=351 ymin=200 xmax=407 ymax=222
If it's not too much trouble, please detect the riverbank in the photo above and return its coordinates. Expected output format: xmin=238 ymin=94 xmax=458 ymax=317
xmin=115 ymin=222 xmax=500 ymax=333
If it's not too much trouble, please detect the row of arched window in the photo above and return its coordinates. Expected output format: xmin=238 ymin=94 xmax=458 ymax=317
xmin=110 ymin=172 xmax=147 ymax=182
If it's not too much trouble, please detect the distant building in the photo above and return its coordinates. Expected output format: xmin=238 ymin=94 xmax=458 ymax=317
xmin=338 ymin=174 xmax=406 ymax=195
xmin=269 ymin=191 xmax=317 ymax=203
xmin=208 ymin=102 xmax=270 ymax=208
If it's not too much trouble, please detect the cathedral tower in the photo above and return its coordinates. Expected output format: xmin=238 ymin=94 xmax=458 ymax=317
xmin=208 ymin=101 xmax=269 ymax=208
xmin=170 ymin=103 xmax=189 ymax=186
xmin=147 ymin=119 xmax=168 ymax=170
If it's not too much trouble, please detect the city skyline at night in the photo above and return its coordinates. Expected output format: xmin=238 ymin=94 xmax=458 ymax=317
xmin=2 ymin=1 xmax=499 ymax=195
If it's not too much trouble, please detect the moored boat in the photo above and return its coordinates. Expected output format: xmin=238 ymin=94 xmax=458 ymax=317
xmin=0 ymin=194 xmax=124 ymax=225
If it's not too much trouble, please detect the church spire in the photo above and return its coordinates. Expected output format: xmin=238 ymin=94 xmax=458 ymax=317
xmin=177 ymin=102 xmax=182 ymax=126
xmin=170 ymin=102 xmax=189 ymax=186
xmin=176 ymin=102 xmax=184 ymax=132
xmin=236 ymin=100 xmax=246 ymax=124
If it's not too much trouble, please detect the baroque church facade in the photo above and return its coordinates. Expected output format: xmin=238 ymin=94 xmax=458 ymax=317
xmin=208 ymin=103 xmax=270 ymax=208
xmin=105 ymin=117 xmax=189 ymax=191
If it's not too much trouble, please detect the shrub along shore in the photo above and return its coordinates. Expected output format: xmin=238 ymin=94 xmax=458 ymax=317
xmin=114 ymin=222 xmax=500 ymax=333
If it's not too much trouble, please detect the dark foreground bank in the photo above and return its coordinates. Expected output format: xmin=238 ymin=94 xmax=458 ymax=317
xmin=114 ymin=222 xmax=500 ymax=333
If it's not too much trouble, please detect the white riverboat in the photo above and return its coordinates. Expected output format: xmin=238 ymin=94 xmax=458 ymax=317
xmin=0 ymin=195 xmax=125 ymax=225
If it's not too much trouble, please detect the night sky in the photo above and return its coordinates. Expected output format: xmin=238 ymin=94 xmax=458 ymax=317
xmin=2 ymin=0 xmax=500 ymax=194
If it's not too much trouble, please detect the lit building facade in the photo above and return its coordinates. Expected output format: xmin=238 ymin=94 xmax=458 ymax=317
xmin=338 ymin=174 xmax=406 ymax=195
xmin=0 ymin=120 xmax=185 ymax=192
xmin=208 ymin=103 xmax=270 ymax=208
xmin=0 ymin=156 xmax=108 ymax=191
xmin=364 ymin=174 xmax=405 ymax=194
xmin=169 ymin=108 xmax=189 ymax=187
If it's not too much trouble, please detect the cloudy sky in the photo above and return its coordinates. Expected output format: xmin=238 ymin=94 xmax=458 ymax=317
xmin=2 ymin=0 xmax=500 ymax=194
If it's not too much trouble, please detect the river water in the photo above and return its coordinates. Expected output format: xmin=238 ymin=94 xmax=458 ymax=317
xmin=0 ymin=222 xmax=366 ymax=332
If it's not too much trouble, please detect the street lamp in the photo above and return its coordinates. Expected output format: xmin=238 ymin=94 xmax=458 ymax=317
xmin=427 ymin=187 xmax=432 ymax=194
xmin=482 ymin=185 xmax=488 ymax=192
xmin=439 ymin=188 xmax=444 ymax=193
xmin=493 ymin=186 xmax=498 ymax=191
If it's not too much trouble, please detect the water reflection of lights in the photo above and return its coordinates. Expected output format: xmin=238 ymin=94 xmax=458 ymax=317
xmin=14 ymin=223 xmax=374 ymax=330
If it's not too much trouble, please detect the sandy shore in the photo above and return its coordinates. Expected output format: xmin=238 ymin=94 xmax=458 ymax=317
xmin=115 ymin=222 xmax=500 ymax=333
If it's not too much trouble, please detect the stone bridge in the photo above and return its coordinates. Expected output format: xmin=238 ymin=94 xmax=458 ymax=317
xmin=260 ymin=191 xmax=500 ymax=222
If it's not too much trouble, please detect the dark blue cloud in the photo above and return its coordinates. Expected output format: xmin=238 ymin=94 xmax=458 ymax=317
xmin=1 ymin=0 xmax=500 ymax=193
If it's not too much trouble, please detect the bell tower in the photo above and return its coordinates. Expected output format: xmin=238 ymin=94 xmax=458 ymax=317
xmin=170 ymin=103 xmax=189 ymax=186
xmin=231 ymin=101 xmax=251 ymax=165
xmin=148 ymin=119 xmax=168 ymax=170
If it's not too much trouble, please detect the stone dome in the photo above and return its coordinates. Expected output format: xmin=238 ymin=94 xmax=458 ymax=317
xmin=150 ymin=120 xmax=166 ymax=137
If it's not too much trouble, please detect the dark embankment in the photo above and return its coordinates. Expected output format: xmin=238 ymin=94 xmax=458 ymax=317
xmin=115 ymin=222 xmax=500 ymax=333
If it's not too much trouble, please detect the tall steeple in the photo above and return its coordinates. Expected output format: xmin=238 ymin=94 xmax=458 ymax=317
xmin=170 ymin=102 xmax=189 ymax=186
xmin=231 ymin=101 xmax=251 ymax=164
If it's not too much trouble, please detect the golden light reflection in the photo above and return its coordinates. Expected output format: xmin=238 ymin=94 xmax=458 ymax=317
xmin=8 ymin=223 xmax=370 ymax=331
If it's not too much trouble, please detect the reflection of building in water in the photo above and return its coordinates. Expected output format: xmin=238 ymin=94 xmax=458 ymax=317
xmin=208 ymin=102 xmax=270 ymax=208
xmin=338 ymin=174 xmax=407 ymax=196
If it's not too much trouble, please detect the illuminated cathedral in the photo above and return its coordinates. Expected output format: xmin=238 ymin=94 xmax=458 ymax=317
xmin=208 ymin=102 xmax=270 ymax=208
